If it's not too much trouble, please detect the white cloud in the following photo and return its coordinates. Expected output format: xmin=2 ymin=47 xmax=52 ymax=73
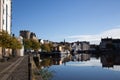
xmin=66 ymin=27 xmax=120 ymax=44
xmin=67 ymin=58 xmax=102 ymax=67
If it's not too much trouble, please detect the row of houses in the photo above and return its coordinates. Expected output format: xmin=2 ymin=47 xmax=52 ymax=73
xmin=70 ymin=38 xmax=120 ymax=53
xmin=55 ymin=38 xmax=120 ymax=54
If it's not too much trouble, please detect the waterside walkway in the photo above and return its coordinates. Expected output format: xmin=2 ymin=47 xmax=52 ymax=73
xmin=0 ymin=55 xmax=43 ymax=80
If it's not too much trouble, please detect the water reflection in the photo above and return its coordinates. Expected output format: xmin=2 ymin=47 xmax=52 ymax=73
xmin=101 ymin=54 xmax=120 ymax=71
xmin=70 ymin=53 xmax=90 ymax=61
xmin=37 ymin=53 xmax=120 ymax=70
xmin=34 ymin=53 xmax=120 ymax=80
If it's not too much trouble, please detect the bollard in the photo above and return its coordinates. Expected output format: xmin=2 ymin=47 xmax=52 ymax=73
xmin=28 ymin=55 xmax=32 ymax=80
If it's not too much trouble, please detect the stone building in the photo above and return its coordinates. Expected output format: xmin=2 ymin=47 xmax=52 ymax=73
xmin=99 ymin=38 xmax=120 ymax=50
xmin=20 ymin=30 xmax=38 ymax=40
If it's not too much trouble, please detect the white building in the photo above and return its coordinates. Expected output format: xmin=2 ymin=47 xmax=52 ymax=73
xmin=17 ymin=36 xmax=24 ymax=56
xmin=0 ymin=0 xmax=12 ymax=34
xmin=0 ymin=0 xmax=12 ymax=59
xmin=71 ymin=41 xmax=90 ymax=53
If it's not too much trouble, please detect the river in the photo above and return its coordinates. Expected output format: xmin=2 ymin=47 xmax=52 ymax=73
xmin=38 ymin=53 xmax=120 ymax=80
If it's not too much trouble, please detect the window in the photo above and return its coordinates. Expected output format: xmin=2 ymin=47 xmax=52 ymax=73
xmin=3 ymin=19 xmax=4 ymax=25
xmin=3 ymin=9 xmax=4 ymax=14
xmin=3 ymin=0 xmax=4 ymax=4
xmin=6 ymin=4 xmax=8 ymax=32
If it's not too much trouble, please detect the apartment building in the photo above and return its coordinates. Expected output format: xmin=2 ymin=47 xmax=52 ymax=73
xmin=0 ymin=0 xmax=12 ymax=59
xmin=0 ymin=0 xmax=12 ymax=34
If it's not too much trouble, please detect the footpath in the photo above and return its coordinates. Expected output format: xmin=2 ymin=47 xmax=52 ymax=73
xmin=0 ymin=55 xmax=28 ymax=80
xmin=0 ymin=55 xmax=43 ymax=80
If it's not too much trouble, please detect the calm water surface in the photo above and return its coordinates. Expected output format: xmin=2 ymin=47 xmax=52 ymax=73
xmin=40 ymin=53 xmax=120 ymax=80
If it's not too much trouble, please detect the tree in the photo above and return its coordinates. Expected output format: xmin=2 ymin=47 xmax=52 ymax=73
xmin=0 ymin=30 xmax=22 ymax=57
xmin=11 ymin=37 xmax=22 ymax=49
xmin=49 ymin=43 xmax=53 ymax=52
xmin=23 ymin=39 xmax=32 ymax=51
xmin=0 ymin=31 xmax=11 ymax=57
xmin=30 ymin=39 xmax=40 ymax=51
xmin=10 ymin=37 xmax=22 ymax=56
xmin=23 ymin=39 xmax=40 ymax=52
xmin=0 ymin=31 xmax=11 ymax=48
xmin=41 ymin=44 xmax=51 ymax=52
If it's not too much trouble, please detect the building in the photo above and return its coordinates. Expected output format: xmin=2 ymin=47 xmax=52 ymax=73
xmin=20 ymin=30 xmax=31 ymax=39
xmin=99 ymin=38 xmax=112 ymax=50
xmin=70 ymin=41 xmax=90 ymax=53
xmin=0 ymin=0 xmax=12 ymax=34
xmin=99 ymin=38 xmax=120 ymax=50
xmin=53 ymin=45 xmax=65 ymax=52
xmin=30 ymin=32 xmax=36 ymax=39
xmin=71 ymin=41 xmax=81 ymax=52
xmin=20 ymin=30 xmax=38 ymax=40
xmin=20 ymin=30 xmax=39 ymax=53
xmin=0 ymin=0 xmax=12 ymax=59
xmin=82 ymin=42 xmax=90 ymax=50
xmin=112 ymin=39 xmax=120 ymax=49
xmin=89 ymin=44 xmax=98 ymax=51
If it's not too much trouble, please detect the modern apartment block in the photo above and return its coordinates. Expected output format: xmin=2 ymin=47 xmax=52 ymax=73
xmin=0 ymin=0 xmax=12 ymax=34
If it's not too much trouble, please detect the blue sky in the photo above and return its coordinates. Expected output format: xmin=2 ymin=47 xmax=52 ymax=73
xmin=12 ymin=0 xmax=120 ymax=43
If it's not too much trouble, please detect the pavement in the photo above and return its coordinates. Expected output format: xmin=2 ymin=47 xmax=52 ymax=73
xmin=0 ymin=55 xmax=28 ymax=80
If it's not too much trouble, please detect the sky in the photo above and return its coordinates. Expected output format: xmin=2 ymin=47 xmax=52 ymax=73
xmin=12 ymin=0 xmax=120 ymax=44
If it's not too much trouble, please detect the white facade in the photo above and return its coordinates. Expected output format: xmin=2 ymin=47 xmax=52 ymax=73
xmin=71 ymin=41 xmax=90 ymax=52
xmin=0 ymin=0 xmax=12 ymax=59
xmin=17 ymin=36 xmax=24 ymax=56
xmin=0 ymin=0 xmax=12 ymax=34
xmin=71 ymin=43 xmax=81 ymax=51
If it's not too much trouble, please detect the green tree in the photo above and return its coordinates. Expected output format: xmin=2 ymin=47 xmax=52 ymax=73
xmin=30 ymin=39 xmax=40 ymax=51
xmin=0 ymin=31 xmax=11 ymax=57
xmin=41 ymin=44 xmax=51 ymax=52
xmin=0 ymin=31 xmax=22 ymax=57
xmin=23 ymin=39 xmax=40 ymax=52
xmin=23 ymin=39 xmax=32 ymax=50
xmin=49 ymin=43 xmax=53 ymax=52
xmin=11 ymin=37 xmax=22 ymax=49
xmin=10 ymin=37 xmax=22 ymax=56
xmin=0 ymin=31 xmax=11 ymax=48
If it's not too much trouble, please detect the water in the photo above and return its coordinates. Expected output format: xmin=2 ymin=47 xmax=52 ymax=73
xmin=39 ymin=53 xmax=120 ymax=80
